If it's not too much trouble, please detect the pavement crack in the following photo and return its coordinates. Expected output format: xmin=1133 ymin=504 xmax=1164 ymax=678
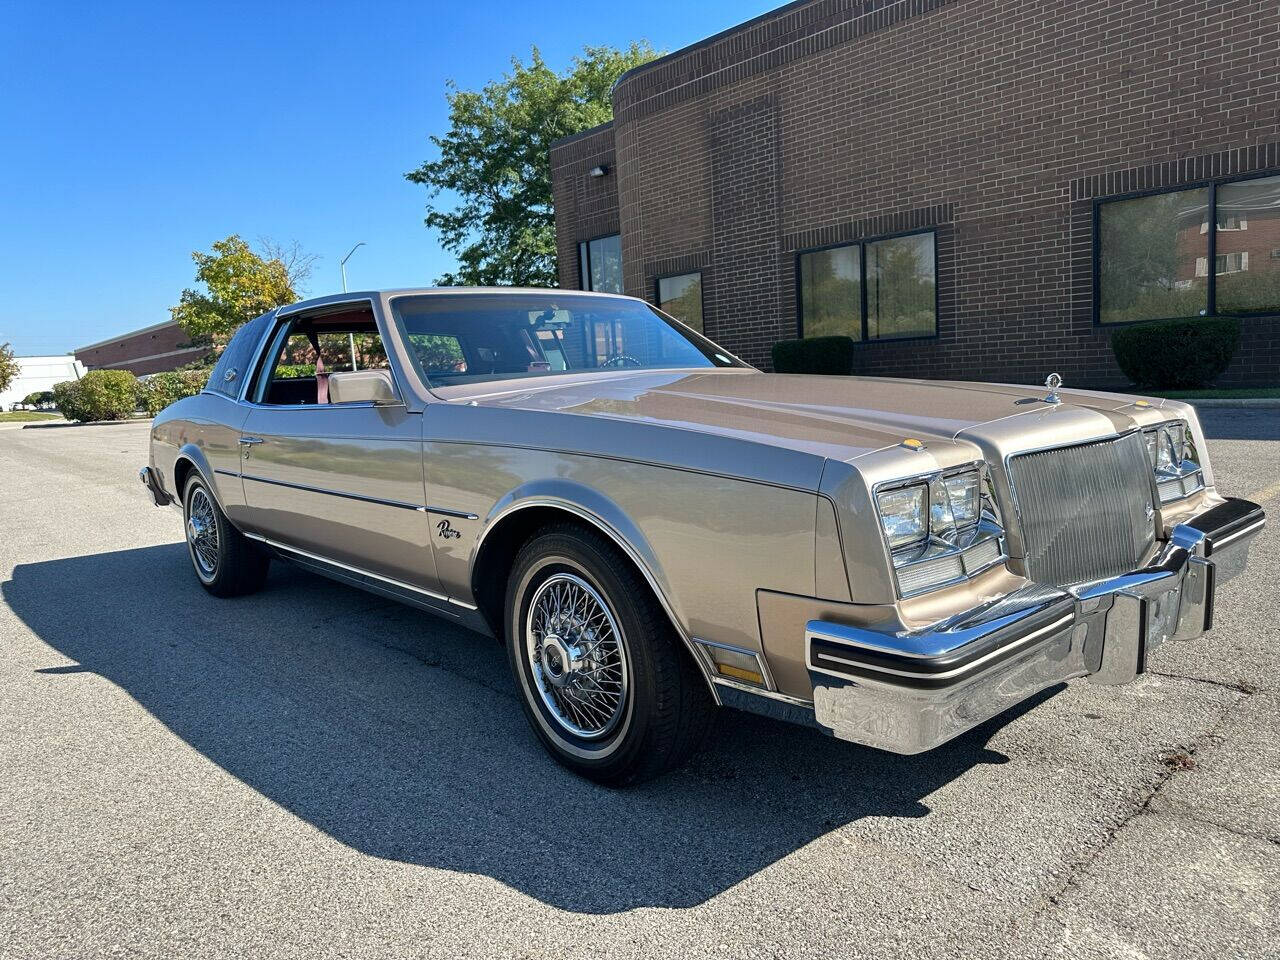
xmin=1146 ymin=669 xmax=1260 ymax=695
xmin=1032 ymin=689 xmax=1247 ymax=916
xmin=1163 ymin=809 xmax=1280 ymax=849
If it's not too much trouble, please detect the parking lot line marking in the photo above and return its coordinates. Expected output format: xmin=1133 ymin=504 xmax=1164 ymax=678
xmin=1244 ymin=479 xmax=1280 ymax=505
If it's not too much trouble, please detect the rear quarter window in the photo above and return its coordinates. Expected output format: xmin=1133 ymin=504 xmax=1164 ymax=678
xmin=206 ymin=312 xmax=273 ymax=398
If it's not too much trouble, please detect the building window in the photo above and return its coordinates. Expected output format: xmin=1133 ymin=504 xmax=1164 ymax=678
xmin=1215 ymin=175 xmax=1280 ymax=315
xmin=1098 ymin=188 xmax=1208 ymax=324
xmin=578 ymin=234 xmax=622 ymax=294
xmin=866 ymin=233 xmax=937 ymax=339
xmin=1097 ymin=172 xmax=1280 ymax=323
xmin=656 ymin=272 xmax=704 ymax=332
xmin=797 ymin=230 xmax=936 ymax=341
xmin=798 ymin=245 xmax=861 ymax=339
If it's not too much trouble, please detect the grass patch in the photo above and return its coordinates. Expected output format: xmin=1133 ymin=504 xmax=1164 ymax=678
xmin=1147 ymin=387 xmax=1280 ymax=399
xmin=0 ymin=411 xmax=61 ymax=422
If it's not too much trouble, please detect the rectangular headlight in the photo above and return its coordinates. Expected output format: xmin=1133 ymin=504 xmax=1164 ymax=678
xmin=876 ymin=484 xmax=927 ymax=550
xmin=1143 ymin=420 xmax=1203 ymax=503
xmin=941 ymin=471 xmax=980 ymax=527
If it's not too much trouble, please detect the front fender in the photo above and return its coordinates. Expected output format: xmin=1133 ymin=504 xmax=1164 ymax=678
xmin=474 ymin=477 xmax=675 ymax=623
xmin=472 ymin=478 xmax=719 ymax=698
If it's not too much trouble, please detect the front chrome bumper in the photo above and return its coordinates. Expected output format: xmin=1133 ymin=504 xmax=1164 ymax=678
xmin=806 ymin=497 xmax=1265 ymax=754
xmin=139 ymin=466 xmax=173 ymax=507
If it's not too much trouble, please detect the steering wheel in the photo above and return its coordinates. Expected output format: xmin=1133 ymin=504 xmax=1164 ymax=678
xmin=602 ymin=353 xmax=642 ymax=368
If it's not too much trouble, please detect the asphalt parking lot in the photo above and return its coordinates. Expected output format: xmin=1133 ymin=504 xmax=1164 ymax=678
xmin=1 ymin=412 xmax=1277 ymax=959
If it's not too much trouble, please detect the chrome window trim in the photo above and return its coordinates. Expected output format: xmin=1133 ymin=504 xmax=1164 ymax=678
xmin=241 ymin=296 xmax=409 ymax=409
xmin=870 ymin=461 xmax=1009 ymax=599
xmin=242 ymin=531 xmax=477 ymax=610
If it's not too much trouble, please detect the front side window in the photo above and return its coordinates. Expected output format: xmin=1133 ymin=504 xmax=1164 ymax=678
xmin=798 ymin=230 xmax=936 ymax=340
xmin=578 ymin=235 xmax=622 ymax=294
xmin=656 ymin=273 xmax=704 ymax=332
xmin=391 ymin=292 xmax=741 ymax=388
xmin=251 ymin=308 xmax=391 ymax=405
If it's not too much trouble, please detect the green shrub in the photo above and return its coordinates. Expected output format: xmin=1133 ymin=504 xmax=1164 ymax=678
xmin=275 ymin=363 xmax=316 ymax=378
xmin=138 ymin=370 xmax=208 ymax=415
xmin=772 ymin=336 xmax=856 ymax=375
xmin=22 ymin=390 xmax=56 ymax=408
xmin=52 ymin=370 xmax=140 ymax=422
xmin=1110 ymin=317 xmax=1242 ymax=389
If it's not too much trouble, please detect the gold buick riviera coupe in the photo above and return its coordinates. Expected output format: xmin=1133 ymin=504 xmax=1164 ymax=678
xmin=140 ymin=289 xmax=1265 ymax=784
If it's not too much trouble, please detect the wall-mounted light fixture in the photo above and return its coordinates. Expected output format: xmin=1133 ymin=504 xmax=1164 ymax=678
xmin=589 ymin=164 xmax=609 ymax=178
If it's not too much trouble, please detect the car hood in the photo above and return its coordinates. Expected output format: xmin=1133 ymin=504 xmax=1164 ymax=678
xmin=437 ymin=369 xmax=1162 ymax=463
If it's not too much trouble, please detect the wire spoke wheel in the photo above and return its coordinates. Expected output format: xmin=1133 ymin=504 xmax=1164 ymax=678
xmin=525 ymin=572 xmax=629 ymax=740
xmin=185 ymin=486 xmax=220 ymax=579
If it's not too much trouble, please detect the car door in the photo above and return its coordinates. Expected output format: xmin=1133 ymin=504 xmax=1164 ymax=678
xmin=236 ymin=304 xmax=442 ymax=595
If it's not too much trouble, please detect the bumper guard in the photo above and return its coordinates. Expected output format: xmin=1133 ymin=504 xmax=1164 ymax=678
xmin=806 ymin=497 xmax=1265 ymax=754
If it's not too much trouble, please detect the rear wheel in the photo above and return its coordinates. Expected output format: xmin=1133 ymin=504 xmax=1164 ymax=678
xmin=182 ymin=473 xmax=269 ymax=597
xmin=505 ymin=524 xmax=714 ymax=785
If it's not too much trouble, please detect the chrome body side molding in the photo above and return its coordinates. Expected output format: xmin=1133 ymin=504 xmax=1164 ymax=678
xmin=240 ymin=472 xmax=426 ymax=513
xmin=244 ymin=531 xmax=479 ymax=613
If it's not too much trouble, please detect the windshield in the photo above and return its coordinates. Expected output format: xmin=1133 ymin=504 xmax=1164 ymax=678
xmin=390 ymin=292 xmax=742 ymax=387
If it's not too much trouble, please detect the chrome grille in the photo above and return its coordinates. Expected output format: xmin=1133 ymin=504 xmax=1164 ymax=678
xmin=1008 ymin=433 xmax=1155 ymax=586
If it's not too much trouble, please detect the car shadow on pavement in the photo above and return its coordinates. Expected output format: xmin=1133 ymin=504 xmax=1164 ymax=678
xmin=3 ymin=544 xmax=1056 ymax=915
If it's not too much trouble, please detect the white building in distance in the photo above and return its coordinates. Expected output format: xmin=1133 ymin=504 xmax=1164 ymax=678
xmin=0 ymin=356 xmax=86 ymax=410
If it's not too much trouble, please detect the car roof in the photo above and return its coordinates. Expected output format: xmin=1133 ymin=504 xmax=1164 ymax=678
xmin=277 ymin=287 xmax=638 ymax=316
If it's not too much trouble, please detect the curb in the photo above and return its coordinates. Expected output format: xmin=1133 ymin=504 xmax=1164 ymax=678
xmin=21 ymin=418 xmax=151 ymax=430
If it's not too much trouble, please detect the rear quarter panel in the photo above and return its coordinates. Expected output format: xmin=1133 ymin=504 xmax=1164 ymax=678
xmin=150 ymin=392 xmax=249 ymax=515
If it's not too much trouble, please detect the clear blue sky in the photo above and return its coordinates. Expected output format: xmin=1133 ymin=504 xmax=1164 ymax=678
xmin=0 ymin=0 xmax=774 ymax=356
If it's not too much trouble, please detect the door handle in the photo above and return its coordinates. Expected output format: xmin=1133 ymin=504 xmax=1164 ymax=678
xmin=237 ymin=437 xmax=264 ymax=444
xmin=238 ymin=436 xmax=263 ymax=459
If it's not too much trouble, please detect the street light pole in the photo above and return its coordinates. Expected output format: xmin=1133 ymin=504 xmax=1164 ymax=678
xmin=340 ymin=242 xmax=366 ymax=293
xmin=340 ymin=242 xmax=366 ymax=370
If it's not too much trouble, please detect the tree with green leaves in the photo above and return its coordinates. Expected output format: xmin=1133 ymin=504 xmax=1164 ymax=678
xmin=171 ymin=235 xmax=316 ymax=353
xmin=0 ymin=343 xmax=17 ymax=395
xmin=406 ymin=43 xmax=659 ymax=287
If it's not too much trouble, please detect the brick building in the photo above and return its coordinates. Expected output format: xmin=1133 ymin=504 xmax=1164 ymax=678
xmin=549 ymin=0 xmax=1280 ymax=386
xmin=75 ymin=320 xmax=210 ymax=376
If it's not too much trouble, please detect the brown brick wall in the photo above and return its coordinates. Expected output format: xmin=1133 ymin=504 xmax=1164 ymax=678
xmin=551 ymin=123 xmax=621 ymax=290
xmin=75 ymin=321 xmax=210 ymax=376
xmin=551 ymin=0 xmax=1280 ymax=385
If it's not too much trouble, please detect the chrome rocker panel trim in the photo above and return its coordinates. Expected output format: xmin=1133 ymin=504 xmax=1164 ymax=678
xmin=243 ymin=531 xmax=480 ymax=614
xmin=804 ymin=497 xmax=1264 ymax=755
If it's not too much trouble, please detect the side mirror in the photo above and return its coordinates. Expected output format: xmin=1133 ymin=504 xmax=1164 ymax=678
xmin=327 ymin=369 xmax=401 ymax=406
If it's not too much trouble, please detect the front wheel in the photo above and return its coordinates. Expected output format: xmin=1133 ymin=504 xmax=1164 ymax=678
xmin=505 ymin=524 xmax=714 ymax=785
xmin=182 ymin=473 xmax=269 ymax=597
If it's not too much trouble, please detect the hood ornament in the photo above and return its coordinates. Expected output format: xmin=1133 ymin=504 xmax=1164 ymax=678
xmin=1043 ymin=372 xmax=1063 ymax=405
